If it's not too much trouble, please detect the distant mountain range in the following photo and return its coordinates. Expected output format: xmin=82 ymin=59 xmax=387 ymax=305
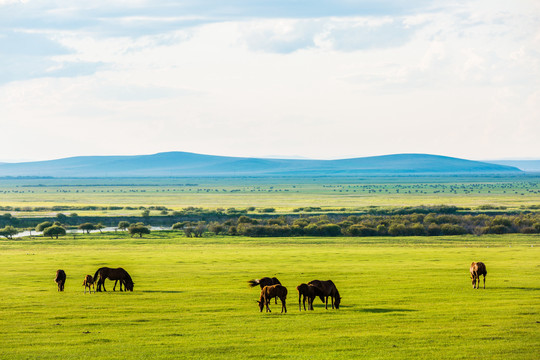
xmin=0 ymin=152 xmax=524 ymax=177
xmin=485 ymin=160 xmax=540 ymax=172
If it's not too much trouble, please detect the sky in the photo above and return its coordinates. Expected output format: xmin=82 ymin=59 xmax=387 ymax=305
xmin=0 ymin=0 xmax=539 ymax=162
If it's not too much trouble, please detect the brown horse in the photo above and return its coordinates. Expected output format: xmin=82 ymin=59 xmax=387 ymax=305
xmin=249 ymin=277 xmax=281 ymax=304
xmin=296 ymin=283 xmax=323 ymax=311
xmin=470 ymin=262 xmax=487 ymax=289
xmin=82 ymin=274 xmax=95 ymax=294
xmin=308 ymin=280 xmax=341 ymax=309
xmin=55 ymin=269 xmax=66 ymax=291
xmin=258 ymin=284 xmax=288 ymax=313
xmin=94 ymin=267 xmax=134 ymax=292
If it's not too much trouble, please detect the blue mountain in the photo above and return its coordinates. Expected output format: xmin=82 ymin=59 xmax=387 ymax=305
xmin=0 ymin=152 xmax=521 ymax=177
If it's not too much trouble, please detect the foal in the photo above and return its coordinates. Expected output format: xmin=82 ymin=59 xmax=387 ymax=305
xmin=296 ymin=283 xmax=322 ymax=311
xmin=258 ymin=284 xmax=288 ymax=313
xmin=470 ymin=262 xmax=487 ymax=289
xmin=82 ymin=274 xmax=95 ymax=294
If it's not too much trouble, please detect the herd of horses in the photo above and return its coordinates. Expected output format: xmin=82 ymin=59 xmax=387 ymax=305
xmin=249 ymin=276 xmax=341 ymax=313
xmin=54 ymin=262 xmax=487 ymax=313
xmin=55 ymin=267 xmax=134 ymax=293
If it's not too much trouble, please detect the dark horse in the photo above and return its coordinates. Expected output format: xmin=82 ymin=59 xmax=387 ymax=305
xmin=249 ymin=277 xmax=281 ymax=304
xmin=258 ymin=284 xmax=288 ymax=313
xmin=55 ymin=269 xmax=66 ymax=291
xmin=94 ymin=267 xmax=134 ymax=292
xmin=296 ymin=283 xmax=323 ymax=311
xmin=308 ymin=280 xmax=341 ymax=309
xmin=470 ymin=262 xmax=487 ymax=289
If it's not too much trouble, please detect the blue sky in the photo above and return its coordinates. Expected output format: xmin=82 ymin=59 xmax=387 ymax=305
xmin=1 ymin=0 xmax=539 ymax=161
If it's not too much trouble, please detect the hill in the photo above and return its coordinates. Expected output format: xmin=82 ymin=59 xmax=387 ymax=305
xmin=0 ymin=152 xmax=521 ymax=177
xmin=485 ymin=160 xmax=540 ymax=172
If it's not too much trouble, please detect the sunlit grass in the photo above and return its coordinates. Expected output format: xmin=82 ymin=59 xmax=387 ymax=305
xmin=0 ymin=233 xmax=538 ymax=359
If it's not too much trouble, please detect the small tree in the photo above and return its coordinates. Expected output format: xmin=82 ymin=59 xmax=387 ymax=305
xmin=183 ymin=227 xmax=193 ymax=238
xmin=128 ymin=224 xmax=150 ymax=237
xmin=78 ymin=223 xmax=96 ymax=234
xmin=96 ymin=222 xmax=105 ymax=233
xmin=0 ymin=225 xmax=18 ymax=239
xmin=141 ymin=209 xmax=150 ymax=217
xmin=36 ymin=221 xmax=53 ymax=232
xmin=172 ymin=222 xmax=188 ymax=230
xmin=43 ymin=225 xmax=66 ymax=239
xmin=118 ymin=221 xmax=130 ymax=231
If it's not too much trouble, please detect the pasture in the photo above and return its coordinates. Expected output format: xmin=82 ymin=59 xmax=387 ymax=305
xmin=1 ymin=233 xmax=538 ymax=359
xmin=0 ymin=175 xmax=539 ymax=216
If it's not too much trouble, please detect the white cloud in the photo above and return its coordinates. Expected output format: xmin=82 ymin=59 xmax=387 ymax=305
xmin=0 ymin=0 xmax=538 ymax=161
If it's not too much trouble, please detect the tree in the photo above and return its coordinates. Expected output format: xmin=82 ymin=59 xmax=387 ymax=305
xmin=96 ymin=222 xmax=105 ymax=233
xmin=118 ymin=221 xmax=130 ymax=231
xmin=78 ymin=223 xmax=96 ymax=234
xmin=0 ymin=226 xmax=18 ymax=239
xmin=43 ymin=225 xmax=66 ymax=239
xmin=172 ymin=222 xmax=188 ymax=230
xmin=36 ymin=221 xmax=53 ymax=232
xmin=141 ymin=209 xmax=150 ymax=217
xmin=128 ymin=224 xmax=150 ymax=237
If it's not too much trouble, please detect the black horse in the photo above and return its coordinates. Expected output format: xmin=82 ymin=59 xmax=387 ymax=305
xmin=249 ymin=277 xmax=281 ymax=304
xmin=55 ymin=269 xmax=66 ymax=291
xmin=94 ymin=267 xmax=134 ymax=292
xmin=308 ymin=280 xmax=341 ymax=309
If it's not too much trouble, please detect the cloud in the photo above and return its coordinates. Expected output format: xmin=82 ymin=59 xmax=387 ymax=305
xmin=240 ymin=17 xmax=420 ymax=54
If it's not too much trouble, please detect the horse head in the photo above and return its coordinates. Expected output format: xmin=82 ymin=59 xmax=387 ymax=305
xmin=334 ymin=296 xmax=341 ymax=309
xmin=257 ymin=300 xmax=264 ymax=312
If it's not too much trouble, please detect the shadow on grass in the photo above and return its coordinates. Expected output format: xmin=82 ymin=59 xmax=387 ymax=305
xmin=360 ymin=308 xmax=417 ymax=313
xmin=489 ymin=287 xmax=540 ymax=291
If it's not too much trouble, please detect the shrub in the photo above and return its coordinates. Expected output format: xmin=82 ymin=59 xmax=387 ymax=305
xmin=128 ymin=224 xmax=151 ymax=237
xmin=36 ymin=221 xmax=53 ymax=232
xmin=43 ymin=225 xmax=66 ymax=239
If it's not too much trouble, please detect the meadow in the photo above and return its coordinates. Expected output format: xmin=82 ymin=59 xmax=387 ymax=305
xmin=0 ymin=232 xmax=538 ymax=359
xmin=0 ymin=175 xmax=539 ymax=216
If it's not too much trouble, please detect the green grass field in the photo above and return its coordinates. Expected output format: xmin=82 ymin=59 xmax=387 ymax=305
xmin=1 ymin=233 xmax=538 ymax=359
xmin=1 ymin=176 xmax=539 ymax=215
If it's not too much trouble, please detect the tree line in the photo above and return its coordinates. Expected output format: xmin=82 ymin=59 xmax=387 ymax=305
xmin=1 ymin=211 xmax=539 ymax=240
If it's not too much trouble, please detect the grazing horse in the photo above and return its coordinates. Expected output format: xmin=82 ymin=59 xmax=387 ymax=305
xmin=55 ymin=269 xmax=66 ymax=291
xmin=82 ymin=275 xmax=95 ymax=294
xmin=470 ymin=262 xmax=487 ymax=289
xmin=296 ymin=283 xmax=323 ymax=311
xmin=258 ymin=284 xmax=288 ymax=313
xmin=93 ymin=267 xmax=134 ymax=292
xmin=249 ymin=277 xmax=281 ymax=304
xmin=308 ymin=280 xmax=341 ymax=309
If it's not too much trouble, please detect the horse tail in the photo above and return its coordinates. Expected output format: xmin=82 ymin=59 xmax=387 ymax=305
xmin=93 ymin=268 xmax=101 ymax=282
xmin=248 ymin=279 xmax=260 ymax=288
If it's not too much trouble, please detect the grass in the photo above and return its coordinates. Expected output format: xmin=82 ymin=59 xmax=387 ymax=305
xmin=0 ymin=232 xmax=538 ymax=359
xmin=0 ymin=175 xmax=539 ymax=214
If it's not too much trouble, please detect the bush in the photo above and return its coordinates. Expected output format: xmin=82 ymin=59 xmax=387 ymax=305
xmin=128 ymin=224 xmax=150 ymax=237
xmin=36 ymin=221 xmax=53 ymax=232
xmin=43 ymin=225 xmax=66 ymax=239
xmin=78 ymin=223 xmax=96 ymax=234
xmin=440 ymin=224 xmax=467 ymax=235
xmin=0 ymin=225 xmax=18 ymax=239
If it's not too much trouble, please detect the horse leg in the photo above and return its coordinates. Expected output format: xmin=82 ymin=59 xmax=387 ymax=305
xmin=113 ymin=280 xmax=117 ymax=291
xmin=299 ymin=293 xmax=302 ymax=311
xmin=483 ymin=275 xmax=486 ymax=289
xmin=102 ymin=279 xmax=107 ymax=292
xmin=325 ymin=296 xmax=329 ymax=310
xmin=266 ymin=298 xmax=271 ymax=312
xmin=120 ymin=280 xmax=124 ymax=292
xmin=282 ymin=297 xmax=287 ymax=313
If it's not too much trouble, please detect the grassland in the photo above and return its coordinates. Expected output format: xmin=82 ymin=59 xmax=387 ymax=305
xmin=1 ymin=233 xmax=538 ymax=359
xmin=0 ymin=175 xmax=539 ymax=216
